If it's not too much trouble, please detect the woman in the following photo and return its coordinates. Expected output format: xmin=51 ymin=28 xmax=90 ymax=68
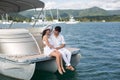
xmin=42 ymin=28 xmax=65 ymax=75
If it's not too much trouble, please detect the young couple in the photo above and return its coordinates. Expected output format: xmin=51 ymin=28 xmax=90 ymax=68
xmin=42 ymin=26 xmax=74 ymax=75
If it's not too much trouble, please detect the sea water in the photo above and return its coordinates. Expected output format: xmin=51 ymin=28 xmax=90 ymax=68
xmin=0 ymin=22 xmax=120 ymax=80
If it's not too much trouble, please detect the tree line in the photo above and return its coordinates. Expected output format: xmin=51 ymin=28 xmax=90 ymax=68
xmin=0 ymin=15 xmax=120 ymax=22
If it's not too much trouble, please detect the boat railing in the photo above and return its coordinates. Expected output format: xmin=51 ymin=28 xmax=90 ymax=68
xmin=29 ymin=32 xmax=41 ymax=54
xmin=32 ymin=8 xmax=44 ymax=28
xmin=27 ymin=27 xmax=44 ymax=52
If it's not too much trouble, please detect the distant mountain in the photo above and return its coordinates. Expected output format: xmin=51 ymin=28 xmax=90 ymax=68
xmin=79 ymin=7 xmax=107 ymax=16
xmin=107 ymin=10 xmax=120 ymax=15
xmin=19 ymin=7 xmax=120 ymax=18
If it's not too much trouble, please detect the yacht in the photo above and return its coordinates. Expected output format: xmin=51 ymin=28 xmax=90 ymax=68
xmin=66 ymin=16 xmax=79 ymax=24
xmin=0 ymin=0 xmax=81 ymax=80
xmin=52 ymin=9 xmax=65 ymax=24
xmin=0 ymin=14 xmax=12 ymax=24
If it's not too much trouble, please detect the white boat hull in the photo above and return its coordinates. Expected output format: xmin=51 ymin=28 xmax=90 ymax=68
xmin=0 ymin=61 xmax=35 ymax=80
xmin=36 ymin=52 xmax=81 ymax=72
xmin=36 ymin=58 xmax=57 ymax=72
xmin=66 ymin=21 xmax=79 ymax=24
xmin=0 ymin=52 xmax=80 ymax=80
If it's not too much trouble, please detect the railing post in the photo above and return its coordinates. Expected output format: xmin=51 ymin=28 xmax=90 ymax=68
xmin=29 ymin=32 xmax=41 ymax=54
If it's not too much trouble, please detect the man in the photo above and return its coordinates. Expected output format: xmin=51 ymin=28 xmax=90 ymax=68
xmin=50 ymin=26 xmax=74 ymax=71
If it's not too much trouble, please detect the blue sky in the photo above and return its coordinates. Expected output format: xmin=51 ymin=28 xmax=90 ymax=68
xmin=41 ymin=0 xmax=120 ymax=10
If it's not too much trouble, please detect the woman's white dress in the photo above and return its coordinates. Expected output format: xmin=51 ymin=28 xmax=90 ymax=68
xmin=43 ymin=39 xmax=55 ymax=56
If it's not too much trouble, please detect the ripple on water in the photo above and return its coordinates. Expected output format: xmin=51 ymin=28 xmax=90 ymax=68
xmin=92 ymin=40 xmax=104 ymax=45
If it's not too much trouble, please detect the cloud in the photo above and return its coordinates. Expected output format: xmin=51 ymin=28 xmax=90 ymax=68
xmin=100 ymin=0 xmax=120 ymax=10
xmin=45 ymin=1 xmax=57 ymax=9
xmin=42 ymin=0 xmax=120 ymax=10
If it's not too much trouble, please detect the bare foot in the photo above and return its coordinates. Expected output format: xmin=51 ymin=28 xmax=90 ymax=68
xmin=58 ymin=68 xmax=63 ymax=75
xmin=69 ymin=66 xmax=75 ymax=71
xmin=66 ymin=66 xmax=71 ymax=70
xmin=66 ymin=66 xmax=75 ymax=71
xmin=62 ymin=67 xmax=66 ymax=73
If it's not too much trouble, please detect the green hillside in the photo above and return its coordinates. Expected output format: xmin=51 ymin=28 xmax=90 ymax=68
xmin=78 ymin=7 xmax=107 ymax=16
xmin=19 ymin=7 xmax=120 ymax=18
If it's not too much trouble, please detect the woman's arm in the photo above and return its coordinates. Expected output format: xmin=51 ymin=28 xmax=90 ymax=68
xmin=43 ymin=36 xmax=54 ymax=48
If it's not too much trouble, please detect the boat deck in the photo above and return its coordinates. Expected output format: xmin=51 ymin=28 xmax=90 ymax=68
xmin=0 ymin=48 xmax=80 ymax=64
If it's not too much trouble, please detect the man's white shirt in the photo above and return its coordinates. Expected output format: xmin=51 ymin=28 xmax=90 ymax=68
xmin=50 ymin=33 xmax=66 ymax=48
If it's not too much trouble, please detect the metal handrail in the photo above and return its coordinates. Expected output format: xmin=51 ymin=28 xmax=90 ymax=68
xmin=29 ymin=32 xmax=41 ymax=54
xmin=32 ymin=8 xmax=44 ymax=28
xmin=2 ymin=0 xmax=36 ymax=29
xmin=8 ymin=21 xmax=14 ymax=28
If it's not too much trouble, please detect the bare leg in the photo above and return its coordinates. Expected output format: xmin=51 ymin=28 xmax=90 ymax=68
xmin=57 ymin=51 xmax=66 ymax=73
xmin=60 ymin=58 xmax=66 ymax=73
xmin=50 ymin=51 xmax=63 ymax=74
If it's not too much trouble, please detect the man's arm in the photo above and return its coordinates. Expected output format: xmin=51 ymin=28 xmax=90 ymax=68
xmin=55 ymin=44 xmax=65 ymax=50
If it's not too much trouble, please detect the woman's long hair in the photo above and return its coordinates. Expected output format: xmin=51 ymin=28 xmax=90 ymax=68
xmin=42 ymin=29 xmax=50 ymax=38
